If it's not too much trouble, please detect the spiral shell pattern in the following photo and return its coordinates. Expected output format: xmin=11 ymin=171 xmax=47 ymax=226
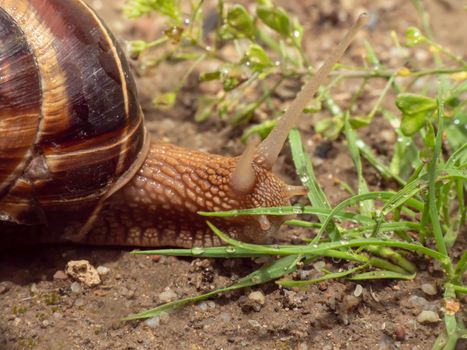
xmin=0 ymin=0 xmax=145 ymax=227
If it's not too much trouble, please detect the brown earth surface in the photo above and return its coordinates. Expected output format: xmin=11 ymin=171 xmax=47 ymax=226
xmin=1 ymin=0 xmax=466 ymax=349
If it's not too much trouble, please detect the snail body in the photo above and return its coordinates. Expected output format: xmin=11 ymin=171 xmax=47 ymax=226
xmin=0 ymin=0 xmax=365 ymax=247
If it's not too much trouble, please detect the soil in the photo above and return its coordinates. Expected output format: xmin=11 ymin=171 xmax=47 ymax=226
xmin=1 ymin=0 xmax=466 ymax=349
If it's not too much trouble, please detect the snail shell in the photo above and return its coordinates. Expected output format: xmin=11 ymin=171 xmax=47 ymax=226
xmin=0 ymin=0 xmax=147 ymax=232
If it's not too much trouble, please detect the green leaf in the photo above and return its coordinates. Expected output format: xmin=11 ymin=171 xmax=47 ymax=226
xmin=199 ymin=71 xmax=221 ymax=82
xmin=396 ymin=93 xmax=436 ymax=115
xmin=405 ymin=26 xmax=425 ymax=47
xmin=401 ymin=112 xmax=427 ymax=136
xmin=349 ymin=115 xmax=372 ymax=129
xmin=225 ymin=5 xmax=256 ymax=39
xmin=315 ymin=117 xmax=344 ymax=140
xmin=125 ymin=0 xmax=181 ymax=21
xmin=244 ymin=44 xmax=273 ymax=72
xmin=152 ymin=92 xmax=176 ymax=110
xmin=256 ymin=5 xmax=291 ymax=37
xmin=241 ymin=119 xmax=277 ymax=142
xmin=194 ymin=96 xmax=217 ymax=122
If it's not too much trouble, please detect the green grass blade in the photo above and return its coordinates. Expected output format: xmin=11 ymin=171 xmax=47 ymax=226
xmin=349 ymin=270 xmax=415 ymax=280
xmin=343 ymin=112 xmax=374 ymax=216
xmin=428 ymin=96 xmax=448 ymax=257
xmin=288 ymin=129 xmax=340 ymax=239
xmin=199 ymin=205 xmax=374 ymax=224
xmin=278 ymin=264 xmax=367 ymax=287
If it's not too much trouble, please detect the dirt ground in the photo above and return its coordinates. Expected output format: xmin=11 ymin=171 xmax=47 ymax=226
xmin=1 ymin=0 xmax=466 ymax=349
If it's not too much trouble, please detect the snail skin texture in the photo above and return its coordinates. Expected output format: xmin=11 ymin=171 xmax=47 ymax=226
xmin=0 ymin=0 xmax=366 ymax=248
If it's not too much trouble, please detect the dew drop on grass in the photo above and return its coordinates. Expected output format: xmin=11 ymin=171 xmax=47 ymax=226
xmin=251 ymin=275 xmax=261 ymax=283
xmin=225 ymin=247 xmax=236 ymax=253
xmin=453 ymin=119 xmax=460 ymax=125
xmin=300 ymin=175 xmax=310 ymax=183
xmin=355 ymin=139 xmax=365 ymax=148
xmin=293 ymin=30 xmax=301 ymax=38
xmin=292 ymin=206 xmax=303 ymax=214
xmin=192 ymin=247 xmax=204 ymax=255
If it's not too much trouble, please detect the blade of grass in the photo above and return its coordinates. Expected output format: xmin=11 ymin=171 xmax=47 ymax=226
xmin=343 ymin=112 xmax=374 ymax=216
xmin=199 ymin=205 xmax=374 ymax=224
xmin=349 ymin=270 xmax=415 ymax=280
xmin=206 ymin=222 xmax=449 ymax=262
xmin=427 ymin=96 xmax=448 ymax=257
xmin=278 ymin=263 xmax=367 ymax=287
xmin=288 ymin=129 xmax=340 ymax=239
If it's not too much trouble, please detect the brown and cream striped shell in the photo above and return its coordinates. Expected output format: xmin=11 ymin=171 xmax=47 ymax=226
xmin=0 ymin=0 xmax=147 ymax=232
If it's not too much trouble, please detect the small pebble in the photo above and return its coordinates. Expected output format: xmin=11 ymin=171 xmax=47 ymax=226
xmin=207 ymin=301 xmax=216 ymax=309
xmin=353 ymin=284 xmax=364 ymax=297
xmin=198 ymin=302 xmax=208 ymax=312
xmin=159 ymin=311 xmax=170 ymax=324
xmin=159 ymin=288 xmax=177 ymax=303
xmin=408 ymin=295 xmax=429 ymax=308
xmin=70 ymin=282 xmax=82 ymax=294
xmin=53 ymin=270 xmax=68 ymax=280
xmin=30 ymin=283 xmax=39 ymax=294
xmin=313 ymin=261 xmax=326 ymax=271
xmin=96 ymin=266 xmax=110 ymax=276
xmin=417 ymin=310 xmax=440 ymax=323
xmin=218 ymin=312 xmax=231 ymax=322
xmin=144 ymin=317 xmax=160 ymax=328
xmin=421 ymin=283 xmax=437 ymax=296
xmin=248 ymin=291 xmax=265 ymax=305
xmin=74 ymin=298 xmax=85 ymax=307
xmin=394 ymin=325 xmax=406 ymax=341
xmin=66 ymin=260 xmax=101 ymax=287
xmin=248 ymin=319 xmax=262 ymax=328
xmin=298 ymin=269 xmax=312 ymax=280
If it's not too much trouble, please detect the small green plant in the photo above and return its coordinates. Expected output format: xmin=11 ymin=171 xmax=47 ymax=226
xmin=124 ymin=1 xmax=466 ymax=348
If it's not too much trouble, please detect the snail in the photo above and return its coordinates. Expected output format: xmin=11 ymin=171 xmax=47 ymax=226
xmin=0 ymin=0 xmax=366 ymax=248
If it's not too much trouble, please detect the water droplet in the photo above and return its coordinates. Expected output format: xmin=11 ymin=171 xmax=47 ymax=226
xmin=311 ymin=244 xmax=319 ymax=248
xmin=293 ymin=30 xmax=300 ymax=38
xmin=292 ymin=206 xmax=303 ymax=214
xmin=453 ymin=119 xmax=460 ymax=125
xmin=252 ymin=276 xmax=261 ymax=283
xmin=245 ymin=60 xmax=251 ymax=67
xmin=183 ymin=18 xmax=191 ymax=25
xmin=355 ymin=139 xmax=365 ymax=148
xmin=274 ymin=60 xmax=281 ymax=66
xmin=192 ymin=247 xmax=204 ymax=255
xmin=300 ymin=175 xmax=310 ymax=183
xmin=225 ymin=247 xmax=236 ymax=253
